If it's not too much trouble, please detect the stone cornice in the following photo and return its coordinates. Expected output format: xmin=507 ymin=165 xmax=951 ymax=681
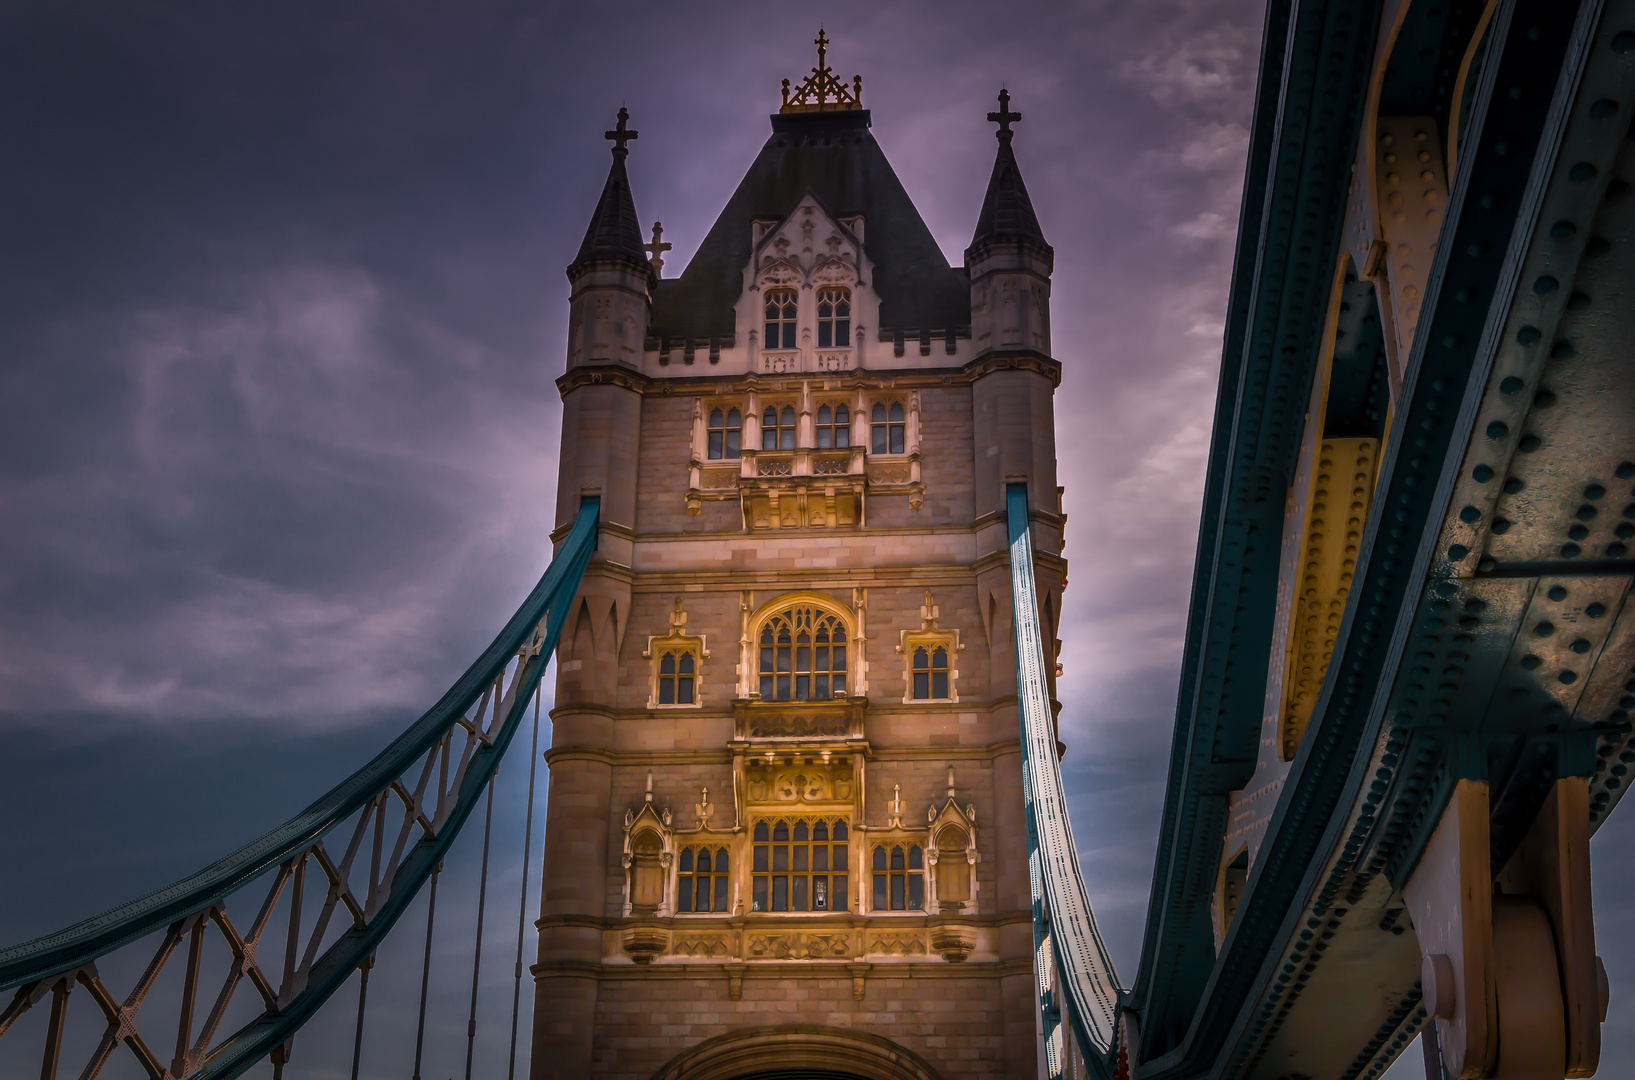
xmin=963 ymin=349 xmax=1061 ymax=388
xmin=556 ymin=363 xmax=652 ymax=399
xmin=542 ymin=739 xmax=1025 ymax=766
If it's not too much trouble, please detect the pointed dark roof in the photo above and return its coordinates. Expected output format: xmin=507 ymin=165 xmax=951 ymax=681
xmin=967 ymin=90 xmax=1049 ymax=258
xmin=968 ymin=140 xmax=1048 ymax=254
xmin=571 ymin=109 xmax=649 ymax=274
xmin=649 ymin=110 xmax=970 ymax=341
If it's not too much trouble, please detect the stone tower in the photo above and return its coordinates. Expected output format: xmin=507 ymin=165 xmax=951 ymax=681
xmin=532 ymin=36 xmax=1068 ymax=1080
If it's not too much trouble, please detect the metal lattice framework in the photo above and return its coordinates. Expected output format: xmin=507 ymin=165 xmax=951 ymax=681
xmin=1007 ymin=484 xmax=1123 ymax=1080
xmin=0 ymin=498 xmax=601 ymax=1080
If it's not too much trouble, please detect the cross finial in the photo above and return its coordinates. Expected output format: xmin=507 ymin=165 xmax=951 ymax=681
xmin=646 ymin=221 xmax=672 ymax=276
xmin=815 ymin=29 xmax=829 ymax=71
xmin=604 ymin=106 xmax=638 ymax=159
xmin=987 ymin=88 xmax=1021 ymax=143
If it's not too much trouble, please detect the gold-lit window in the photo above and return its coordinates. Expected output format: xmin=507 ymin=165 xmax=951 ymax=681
xmin=815 ymin=403 xmax=850 ymax=449
xmin=707 ymin=407 xmax=741 ymax=460
xmin=817 ymin=287 xmax=851 ymax=347
xmin=872 ymin=844 xmax=924 ymax=911
xmin=911 ymin=645 xmax=950 ymax=700
xmin=751 ymin=818 xmax=849 ymax=912
xmin=758 ymin=606 xmax=847 ymax=701
xmin=677 ymin=846 xmax=730 ymax=913
xmin=764 ymin=289 xmax=798 ymax=350
xmin=655 ymin=649 xmax=696 ymax=705
xmin=870 ymin=402 xmax=905 ymax=455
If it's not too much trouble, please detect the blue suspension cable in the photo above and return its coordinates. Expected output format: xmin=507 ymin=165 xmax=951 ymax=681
xmin=507 ymin=688 xmax=543 ymax=1080
xmin=464 ymin=774 xmax=497 ymax=1080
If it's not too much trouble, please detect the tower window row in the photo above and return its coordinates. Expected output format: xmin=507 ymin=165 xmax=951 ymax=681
xmin=705 ymin=399 xmax=906 ymax=460
xmin=763 ymin=286 xmax=850 ymax=350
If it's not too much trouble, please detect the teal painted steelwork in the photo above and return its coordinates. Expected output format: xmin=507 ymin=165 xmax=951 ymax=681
xmin=0 ymin=498 xmax=601 ymax=1080
xmin=1130 ymin=0 xmax=1631 ymax=1073
xmin=1006 ymin=484 xmax=1121 ymax=1079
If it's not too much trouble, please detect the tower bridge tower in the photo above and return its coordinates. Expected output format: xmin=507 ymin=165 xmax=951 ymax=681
xmin=532 ymin=35 xmax=1067 ymax=1080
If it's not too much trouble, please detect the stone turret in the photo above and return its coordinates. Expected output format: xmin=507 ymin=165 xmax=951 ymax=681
xmin=565 ymin=107 xmax=654 ymax=370
xmin=965 ymin=89 xmax=1053 ymax=356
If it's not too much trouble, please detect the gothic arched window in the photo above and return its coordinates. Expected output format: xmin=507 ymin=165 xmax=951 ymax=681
xmin=815 ymin=403 xmax=850 ymax=449
xmin=871 ymin=401 xmax=905 ymax=455
xmin=758 ymin=605 xmax=848 ymax=700
xmin=707 ymin=407 xmax=741 ymax=460
xmin=911 ymin=645 xmax=950 ymax=700
xmin=656 ymin=649 xmax=696 ymax=705
xmin=872 ymin=843 xmax=925 ymax=911
xmin=764 ymin=289 xmax=798 ymax=350
xmin=751 ymin=818 xmax=849 ymax=913
xmin=677 ymin=845 xmax=730 ymax=913
xmin=817 ymin=287 xmax=851 ymax=347
xmin=761 ymin=405 xmax=797 ymax=451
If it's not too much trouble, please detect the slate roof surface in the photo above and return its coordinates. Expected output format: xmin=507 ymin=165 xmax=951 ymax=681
xmin=968 ymin=137 xmax=1050 ymax=255
xmin=649 ymin=110 xmax=971 ymax=342
xmin=572 ymin=151 xmax=649 ymax=271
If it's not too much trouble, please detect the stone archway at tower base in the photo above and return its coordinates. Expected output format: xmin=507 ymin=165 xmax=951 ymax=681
xmin=649 ymin=1024 xmax=945 ymax=1080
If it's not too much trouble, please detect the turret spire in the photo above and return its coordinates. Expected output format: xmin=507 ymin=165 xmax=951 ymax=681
xmin=968 ymin=89 xmax=1049 ymax=256
xmin=571 ymin=107 xmax=650 ymax=274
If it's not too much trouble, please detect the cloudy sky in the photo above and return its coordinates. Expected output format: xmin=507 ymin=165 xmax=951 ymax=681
xmin=1 ymin=2 xmax=1627 ymax=1077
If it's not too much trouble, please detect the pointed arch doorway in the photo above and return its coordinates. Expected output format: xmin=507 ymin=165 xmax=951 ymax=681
xmin=650 ymin=1025 xmax=943 ymax=1080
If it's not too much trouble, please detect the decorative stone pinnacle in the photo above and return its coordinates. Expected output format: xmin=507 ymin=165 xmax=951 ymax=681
xmin=646 ymin=221 xmax=672 ymax=276
xmin=780 ymin=29 xmax=863 ymax=113
xmin=988 ymin=88 xmax=1021 ymax=143
xmin=605 ymin=106 xmax=638 ymax=159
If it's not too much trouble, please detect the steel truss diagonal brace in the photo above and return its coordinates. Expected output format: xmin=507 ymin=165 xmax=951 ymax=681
xmin=0 ymin=498 xmax=602 ymax=1080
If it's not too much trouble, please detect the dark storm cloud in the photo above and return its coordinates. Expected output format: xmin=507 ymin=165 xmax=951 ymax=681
xmin=2 ymin=4 xmax=1626 ymax=1077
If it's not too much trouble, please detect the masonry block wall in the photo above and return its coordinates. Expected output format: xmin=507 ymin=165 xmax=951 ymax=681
xmin=532 ymin=79 xmax=1064 ymax=1080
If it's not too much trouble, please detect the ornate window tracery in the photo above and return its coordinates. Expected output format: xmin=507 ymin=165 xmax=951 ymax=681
xmin=815 ymin=403 xmax=851 ymax=449
xmin=757 ymin=605 xmax=848 ymax=701
xmin=751 ymin=818 xmax=849 ymax=913
xmin=764 ymin=289 xmax=798 ymax=350
xmin=645 ymin=600 xmax=709 ymax=708
xmin=707 ymin=407 xmax=742 ymax=460
xmin=676 ymin=845 xmax=731 ymax=913
xmin=761 ymin=405 xmax=797 ymax=451
xmin=816 ymin=286 xmax=851 ymax=347
xmin=870 ymin=401 xmax=905 ymax=455
xmin=911 ymin=645 xmax=950 ymax=700
xmin=872 ymin=843 xmax=924 ymax=911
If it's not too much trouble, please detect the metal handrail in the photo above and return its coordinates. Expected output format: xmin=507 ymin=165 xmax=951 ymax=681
xmin=1008 ymin=484 xmax=1122 ymax=1079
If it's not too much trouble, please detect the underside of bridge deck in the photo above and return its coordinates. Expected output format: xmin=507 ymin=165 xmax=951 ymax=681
xmin=1127 ymin=0 xmax=1635 ymax=1077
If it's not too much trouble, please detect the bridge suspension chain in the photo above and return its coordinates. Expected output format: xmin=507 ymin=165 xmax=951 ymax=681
xmin=0 ymin=498 xmax=602 ymax=1080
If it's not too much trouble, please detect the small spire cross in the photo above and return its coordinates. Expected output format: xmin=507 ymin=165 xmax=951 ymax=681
xmin=987 ymin=88 xmax=1021 ymax=142
xmin=646 ymin=221 xmax=672 ymax=275
xmin=815 ymin=29 xmax=829 ymax=73
xmin=604 ymin=107 xmax=639 ymax=158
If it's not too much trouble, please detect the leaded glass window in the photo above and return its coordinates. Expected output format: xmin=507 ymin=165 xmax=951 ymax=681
xmin=757 ymin=606 xmax=847 ymax=701
xmin=761 ymin=405 xmax=797 ymax=451
xmin=707 ymin=407 xmax=741 ymax=460
xmin=871 ymin=401 xmax=905 ymax=455
xmin=815 ymin=403 xmax=850 ymax=449
xmin=911 ymin=645 xmax=950 ymax=700
xmin=751 ymin=818 xmax=848 ymax=913
xmin=676 ymin=846 xmax=730 ymax=913
xmin=817 ymin=287 xmax=851 ymax=347
xmin=764 ymin=289 xmax=797 ymax=350
xmin=656 ymin=649 xmax=695 ymax=705
xmin=871 ymin=843 xmax=924 ymax=911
